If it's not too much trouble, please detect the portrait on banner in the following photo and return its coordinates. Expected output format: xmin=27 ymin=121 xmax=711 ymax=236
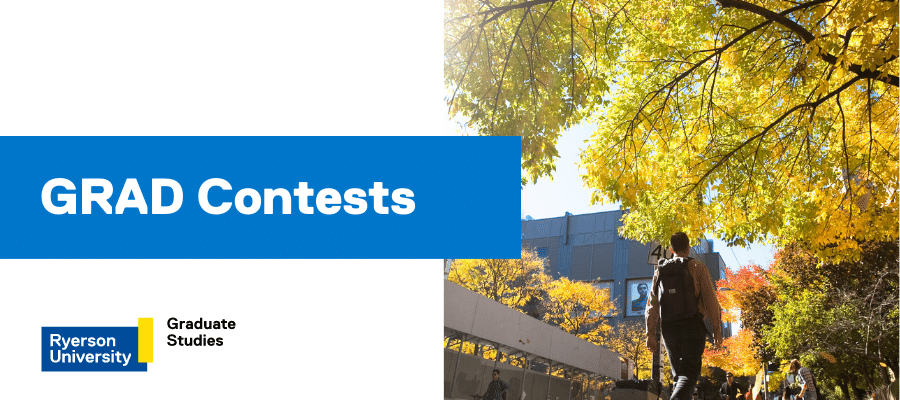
xmin=626 ymin=279 xmax=652 ymax=317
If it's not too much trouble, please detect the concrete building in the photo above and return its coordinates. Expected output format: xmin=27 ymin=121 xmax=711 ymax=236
xmin=520 ymin=210 xmax=731 ymax=332
xmin=445 ymin=280 xmax=624 ymax=400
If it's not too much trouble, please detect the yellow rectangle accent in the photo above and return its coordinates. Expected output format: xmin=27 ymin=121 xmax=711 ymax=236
xmin=138 ymin=318 xmax=153 ymax=363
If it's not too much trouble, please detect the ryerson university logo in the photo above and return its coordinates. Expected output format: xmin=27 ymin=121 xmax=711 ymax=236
xmin=42 ymin=318 xmax=153 ymax=372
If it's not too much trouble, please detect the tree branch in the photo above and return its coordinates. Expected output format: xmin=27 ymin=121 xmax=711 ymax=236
xmin=479 ymin=0 xmax=556 ymax=27
xmin=837 ymin=92 xmax=852 ymax=228
xmin=490 ymin=9 xmax=530 ymax=132
xmin=717 ymin=0 xmax=899 ymax=86
xmin=687 ymin=76 xmax=863 ymax=195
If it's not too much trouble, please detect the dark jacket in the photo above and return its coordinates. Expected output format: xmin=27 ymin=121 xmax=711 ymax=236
xmin=484 ymin=379 xmax=510 ymax=400
xmin=721 ymin=382 xmax=741 ymax=400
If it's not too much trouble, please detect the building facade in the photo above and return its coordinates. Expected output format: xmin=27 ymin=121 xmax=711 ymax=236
xmin=521 ymin=210 xmax=730 ymax=331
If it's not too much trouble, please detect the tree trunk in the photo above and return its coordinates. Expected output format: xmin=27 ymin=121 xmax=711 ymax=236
xmin=838 ymin=377 xmax=850 ymax=400
xmin=857 ymin=365 xmax=875 ymax=391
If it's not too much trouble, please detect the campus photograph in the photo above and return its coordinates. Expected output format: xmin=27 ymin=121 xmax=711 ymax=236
xmin=443 ymin=1 xmax=898 ymax=400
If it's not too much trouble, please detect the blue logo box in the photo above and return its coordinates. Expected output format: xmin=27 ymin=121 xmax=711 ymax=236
xmin=41 ymin=327 xmax=147 ymax=372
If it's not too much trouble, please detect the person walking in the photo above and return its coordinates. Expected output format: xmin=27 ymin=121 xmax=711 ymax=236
xmin=483 ymin=369 xmax=510 ymax=400
xmin=781 ymin=367 xmax=798 ymax=400
xmin=721 ymin=372 xmax=742 ymax=400
xmin=646 ymin=232 xmax=724 ymax=400
xmin=789 ymin=360 xmax=817 ymax=400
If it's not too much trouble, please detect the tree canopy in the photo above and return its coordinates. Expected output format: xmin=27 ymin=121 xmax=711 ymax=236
xmin=607 ymin=320 xmax=653 ymax=379
xmin=447 ymin=250 xmax=619 ymax=351
xmin=761 ymin=241 xmax=898 ymax=383
xmin=704 ymin=264 xmax=771 ymax=377
xmin=541 ymin=277 xmax=616 ymax=342
xmin=445 ymin=0 xmax=898 ymax=259
xmin=447 ymin=248 xmax=549 ymax=308
xmin=706 ymin=241 xmax=899 ymax=399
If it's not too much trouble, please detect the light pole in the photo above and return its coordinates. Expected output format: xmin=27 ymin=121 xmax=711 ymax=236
xmin=652 ymin=319 xmax=662 ymax=383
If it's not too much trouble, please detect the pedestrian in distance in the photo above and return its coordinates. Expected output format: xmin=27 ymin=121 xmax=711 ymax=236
xmin=646 ymin=232 xmax=724 ymax=400
xmin=721 ymin=372 xmax=742 ymax=400
xmin=781 ymin=367 xmax=799 ymax=400
xmin=482 ymin=369 xmax=510 ymax=400
xmin=789 ymin=359 xmax=817 ymax=400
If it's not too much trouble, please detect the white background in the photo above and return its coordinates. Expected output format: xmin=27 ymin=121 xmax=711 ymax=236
xmin=0 ymin=1 xmax=445 ymax=398
xmin=0 ymin=261 xmax=442 ymax=398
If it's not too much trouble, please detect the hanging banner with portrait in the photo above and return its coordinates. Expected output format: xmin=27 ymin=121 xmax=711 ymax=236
xmin=626 ymin=279 xmax=652 ymax=317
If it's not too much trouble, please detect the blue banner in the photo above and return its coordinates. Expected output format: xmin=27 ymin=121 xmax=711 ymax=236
xmin=0 ymin=137 xmax=521 ymax=259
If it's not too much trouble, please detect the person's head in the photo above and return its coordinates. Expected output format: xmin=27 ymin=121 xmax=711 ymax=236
xmin=726 ymin=371 xmax=734 ymax=384
xmin=492 ymin=369 xmax=500 ymax=381
xmin=638 ymin=283 xmax=648 ymax=297
xmin=671 ymin=232 xmax=691 ymax=255
xmin=789 ymin=359 xmax=801 ymax=373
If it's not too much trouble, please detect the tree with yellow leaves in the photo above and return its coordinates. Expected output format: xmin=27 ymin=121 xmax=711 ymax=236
xmin=445 ymin=0 xmax=898 ymax=261
xmin=705 ymin=330 xmax=762 ymax=377
xmin=607 ymin=320 xmax=653 ymax=379
xmin=540 ymin=277 xmax=617 ymax=343
xmin=447 ymin=248 xmax=549 ymax=310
